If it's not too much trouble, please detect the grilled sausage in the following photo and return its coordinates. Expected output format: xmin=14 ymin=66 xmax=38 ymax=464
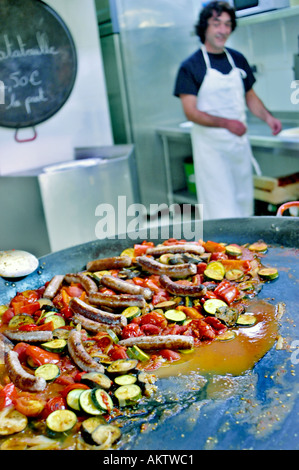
xmin=73 ymin=313 xmax=122 ymax=335
xmin=118 ymin=334 xmax=194 ymax=350
xmin=0 ymin=333 xmax=13 ymax=365
xmin=67 ymin=328 xmax=105 ymax=373
xmin=86 ymin=256 xmax=132 ymax=272
xmin=101 ymin=274 xmax=153 ymax=300
xmin=43 ymin=275 xmax=64 ymax=299
xmin=136 ymin=256 xmax=197 ymax=279
xmin=146 ymin=244 xmax=204 ymax=256
xmin=64 ymin=273 xmax=98 ymax=295
xmin=5 ymin=350 xmax=47 ymax=392
xmin=159 ymin=274 xmax=207 ymax=297
xmin=69 ymin=297 xmax=127 ymax=327
xmin=88 ymin=292 xmax=146 ymax=310
xmin=3 ymin=329 xmax=53 ymax=343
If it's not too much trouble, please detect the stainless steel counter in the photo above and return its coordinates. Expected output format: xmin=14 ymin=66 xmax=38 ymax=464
xmin=156 ymin=116 xmax=299 ymax=206
xmin=157 ymin=119 xmax=299 ymax=150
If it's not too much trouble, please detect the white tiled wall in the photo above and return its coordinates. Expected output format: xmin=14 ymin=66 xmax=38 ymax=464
xmin=227 ymin=13 xmax=299 ymax=112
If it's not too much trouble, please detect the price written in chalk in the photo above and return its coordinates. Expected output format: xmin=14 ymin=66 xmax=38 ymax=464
xmin=5 ymin=70 xmax=48 ymax=115
xmin=0 ymin=1 xmax=77 ymax=129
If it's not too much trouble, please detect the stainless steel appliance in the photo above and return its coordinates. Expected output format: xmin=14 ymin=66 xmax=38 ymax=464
xmin=0 ymin=145 xmax=139 ymax=256
xmin=227 ymin=0 xmax=290 ymax=17
xmin=95 ymin=0 xmax=201 ymax=209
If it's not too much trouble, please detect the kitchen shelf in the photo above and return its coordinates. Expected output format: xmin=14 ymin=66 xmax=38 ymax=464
xmin=238 ymin=5 xmax=299 ymax=25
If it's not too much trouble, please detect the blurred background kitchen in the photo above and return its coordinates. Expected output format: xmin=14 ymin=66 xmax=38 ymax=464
xmin=1 ymin=0 xmax=299 ymax=257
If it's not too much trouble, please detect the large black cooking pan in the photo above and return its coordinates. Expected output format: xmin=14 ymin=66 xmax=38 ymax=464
xmin=0 ymin=216 xmax=298 ymax=450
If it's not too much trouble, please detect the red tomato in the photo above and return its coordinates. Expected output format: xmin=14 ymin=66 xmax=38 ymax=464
xmin=140 ymin=311 xmax=168 ymax=329
xmin=134 ymin=241 xmax=154 ymax=257
xmin=203 ymin=240 xmax=226 ymax=253
xmin=13 ymin=342 xmax=29 ymax=362
xmin=109 ymin=345 xmax=128 ymax=360
xmin=15 ymin=392 xmax=45 ymax=417
xmin=204 ymin=316 xmax=227 ymax=331
xmin=1 ymin=308 xmax=14 ymax=324
xmin=42 ymin=397 xmax=66 ymax=419
xmin=140 ymin=324 xmax=161 ymax=335
xmin=0 ymin=383 xmax=17 ymax=410
xmin=210 ymin=252 xmax=228 ymax=261
xmin=60 ymin=383 xmax=90 ymax=397
xmin=214 ymin=280 xmax=239 ymax=304
xmin=26 ymin=345 xmax=60 ymax=366
xmin=65 ymin=285 xmax=84 ymax=298
xmin=196 ymin=263 xmax=207 ymax=275
xmin=159 ymin=349 xmax=181 ymax=362
xmin=20 ymin=301 xmax=41 ymax=315
xmin=121 ymin=323 xmax=142 ymax=339
xmin=152 ymin=291 xmax=169 ymax=305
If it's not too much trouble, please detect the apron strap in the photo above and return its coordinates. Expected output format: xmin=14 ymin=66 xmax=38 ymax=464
xmin=201 ymin=45 xmax=247 ymax=78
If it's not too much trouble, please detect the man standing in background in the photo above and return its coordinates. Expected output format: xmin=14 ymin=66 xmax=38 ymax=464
xmin=174 ymin=1 xmax=282 ymax=220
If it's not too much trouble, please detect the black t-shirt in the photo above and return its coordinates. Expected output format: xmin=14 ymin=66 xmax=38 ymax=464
xmin=174 ymin=47 xmax=256 ymax=97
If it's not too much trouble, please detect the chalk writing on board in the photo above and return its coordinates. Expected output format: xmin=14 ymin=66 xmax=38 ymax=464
xmin=0 ymin=32 xmax=59 ymax=61
xmin=0 ymin=31 xmax=60 ymax=117
xmin=0 ymin=0 xmax=77 ymax=129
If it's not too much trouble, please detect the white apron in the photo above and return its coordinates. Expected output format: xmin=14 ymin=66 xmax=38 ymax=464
xmin=191 ymin=45 xmax=255 ymax=220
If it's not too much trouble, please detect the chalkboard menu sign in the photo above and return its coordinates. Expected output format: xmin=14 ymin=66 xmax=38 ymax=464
xmin=0 ymin=0 xmax=77 ymax=131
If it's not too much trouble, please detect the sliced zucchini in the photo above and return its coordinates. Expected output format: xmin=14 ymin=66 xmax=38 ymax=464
xmin=225 ymin=245 xmax=242 ymax=257
xmin=114 ymin=384 xmax=142 ymax=407
xmin=127 ymin=345 xmax=150 ymax=362
xmin=121 ymin=306 xmax=141 ymax=321
xmin=46 ymin=409 xmax=77 ymax=435
xmin=216 ymin=330 xmax=236 ymax=341
xmin=91 ymin=424 xmax=121 ymax=446
xmin=204 ymin=261 xmax=225 ymax=281
xmin=79 ymin=389 xmax=103 ymax=415
xmin=81 ymin=372 xmax=112 ymax=390
xmin=35 ymin=363 xmax=60 ymax=382
xmin=37 ymin=309 xmax=59 ymax=324
xmin=91 ymin=388 xmax=114 ymax=413
xmin=225 ymin=269 xmax=244 ymax=281
xmin=258 ymin=267 xmax=278 ymax=280
xmin=154 ymin=300 xmax=178 ymax=309
xmin=106 ymin=359 xmax=138 ymax=376
xmin=44 ymin=314 xmax=65 ymax=329
xmin=38 ymin=298 xmax=54 ymax=308
xmin=164 ymin=309 xmax=186 ymax=324
xmin=8 ymin=314 xmax=35 ymax=329
xmin=121 ymin=248 xmax=135 ymax=258
xmin=159 ymin=253 xmax=173 ymax=264
xmin=236 ymin=313 xmax=257 ymax=327
xmin=238 ymin=281 xmax=255 ymax=291
xmin=53 ymin=328 xmax=70 ymax=340
xmin=114 ymin=374 xmax=137 ymax=386
xmin=41 ymin=338 xmax=67 ymax=353
xmin=81 ymin=416 xmax=107 ymax=445
xmin=0 ymin=407 xmax=28 ymax=436
xmin=92 ymin=270 xmax=111 ymax=281
xmin=66 ymin=388 xmax=84 ymax=411
xmin=203 ymin=298 xmax=227 ymax=315
xmin=249 ymin=241 xmax=268 ymax=253
xmin=106 ymin=329 xmax=119 ymax=344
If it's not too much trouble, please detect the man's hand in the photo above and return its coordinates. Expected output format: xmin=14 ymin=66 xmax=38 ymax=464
xmin=246 ymin=89 xmax=282 ymax=136
xmin=224 ymin=119 xmax=247 ymax=136
xmin=266 ymin=115 xmax=282 ymax=136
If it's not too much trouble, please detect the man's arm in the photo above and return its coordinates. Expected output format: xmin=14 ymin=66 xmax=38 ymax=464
xmin=180 ymin=94 xmax=247 ymax=136
xmin=245 ymin=88 xmax=282 ymax=135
